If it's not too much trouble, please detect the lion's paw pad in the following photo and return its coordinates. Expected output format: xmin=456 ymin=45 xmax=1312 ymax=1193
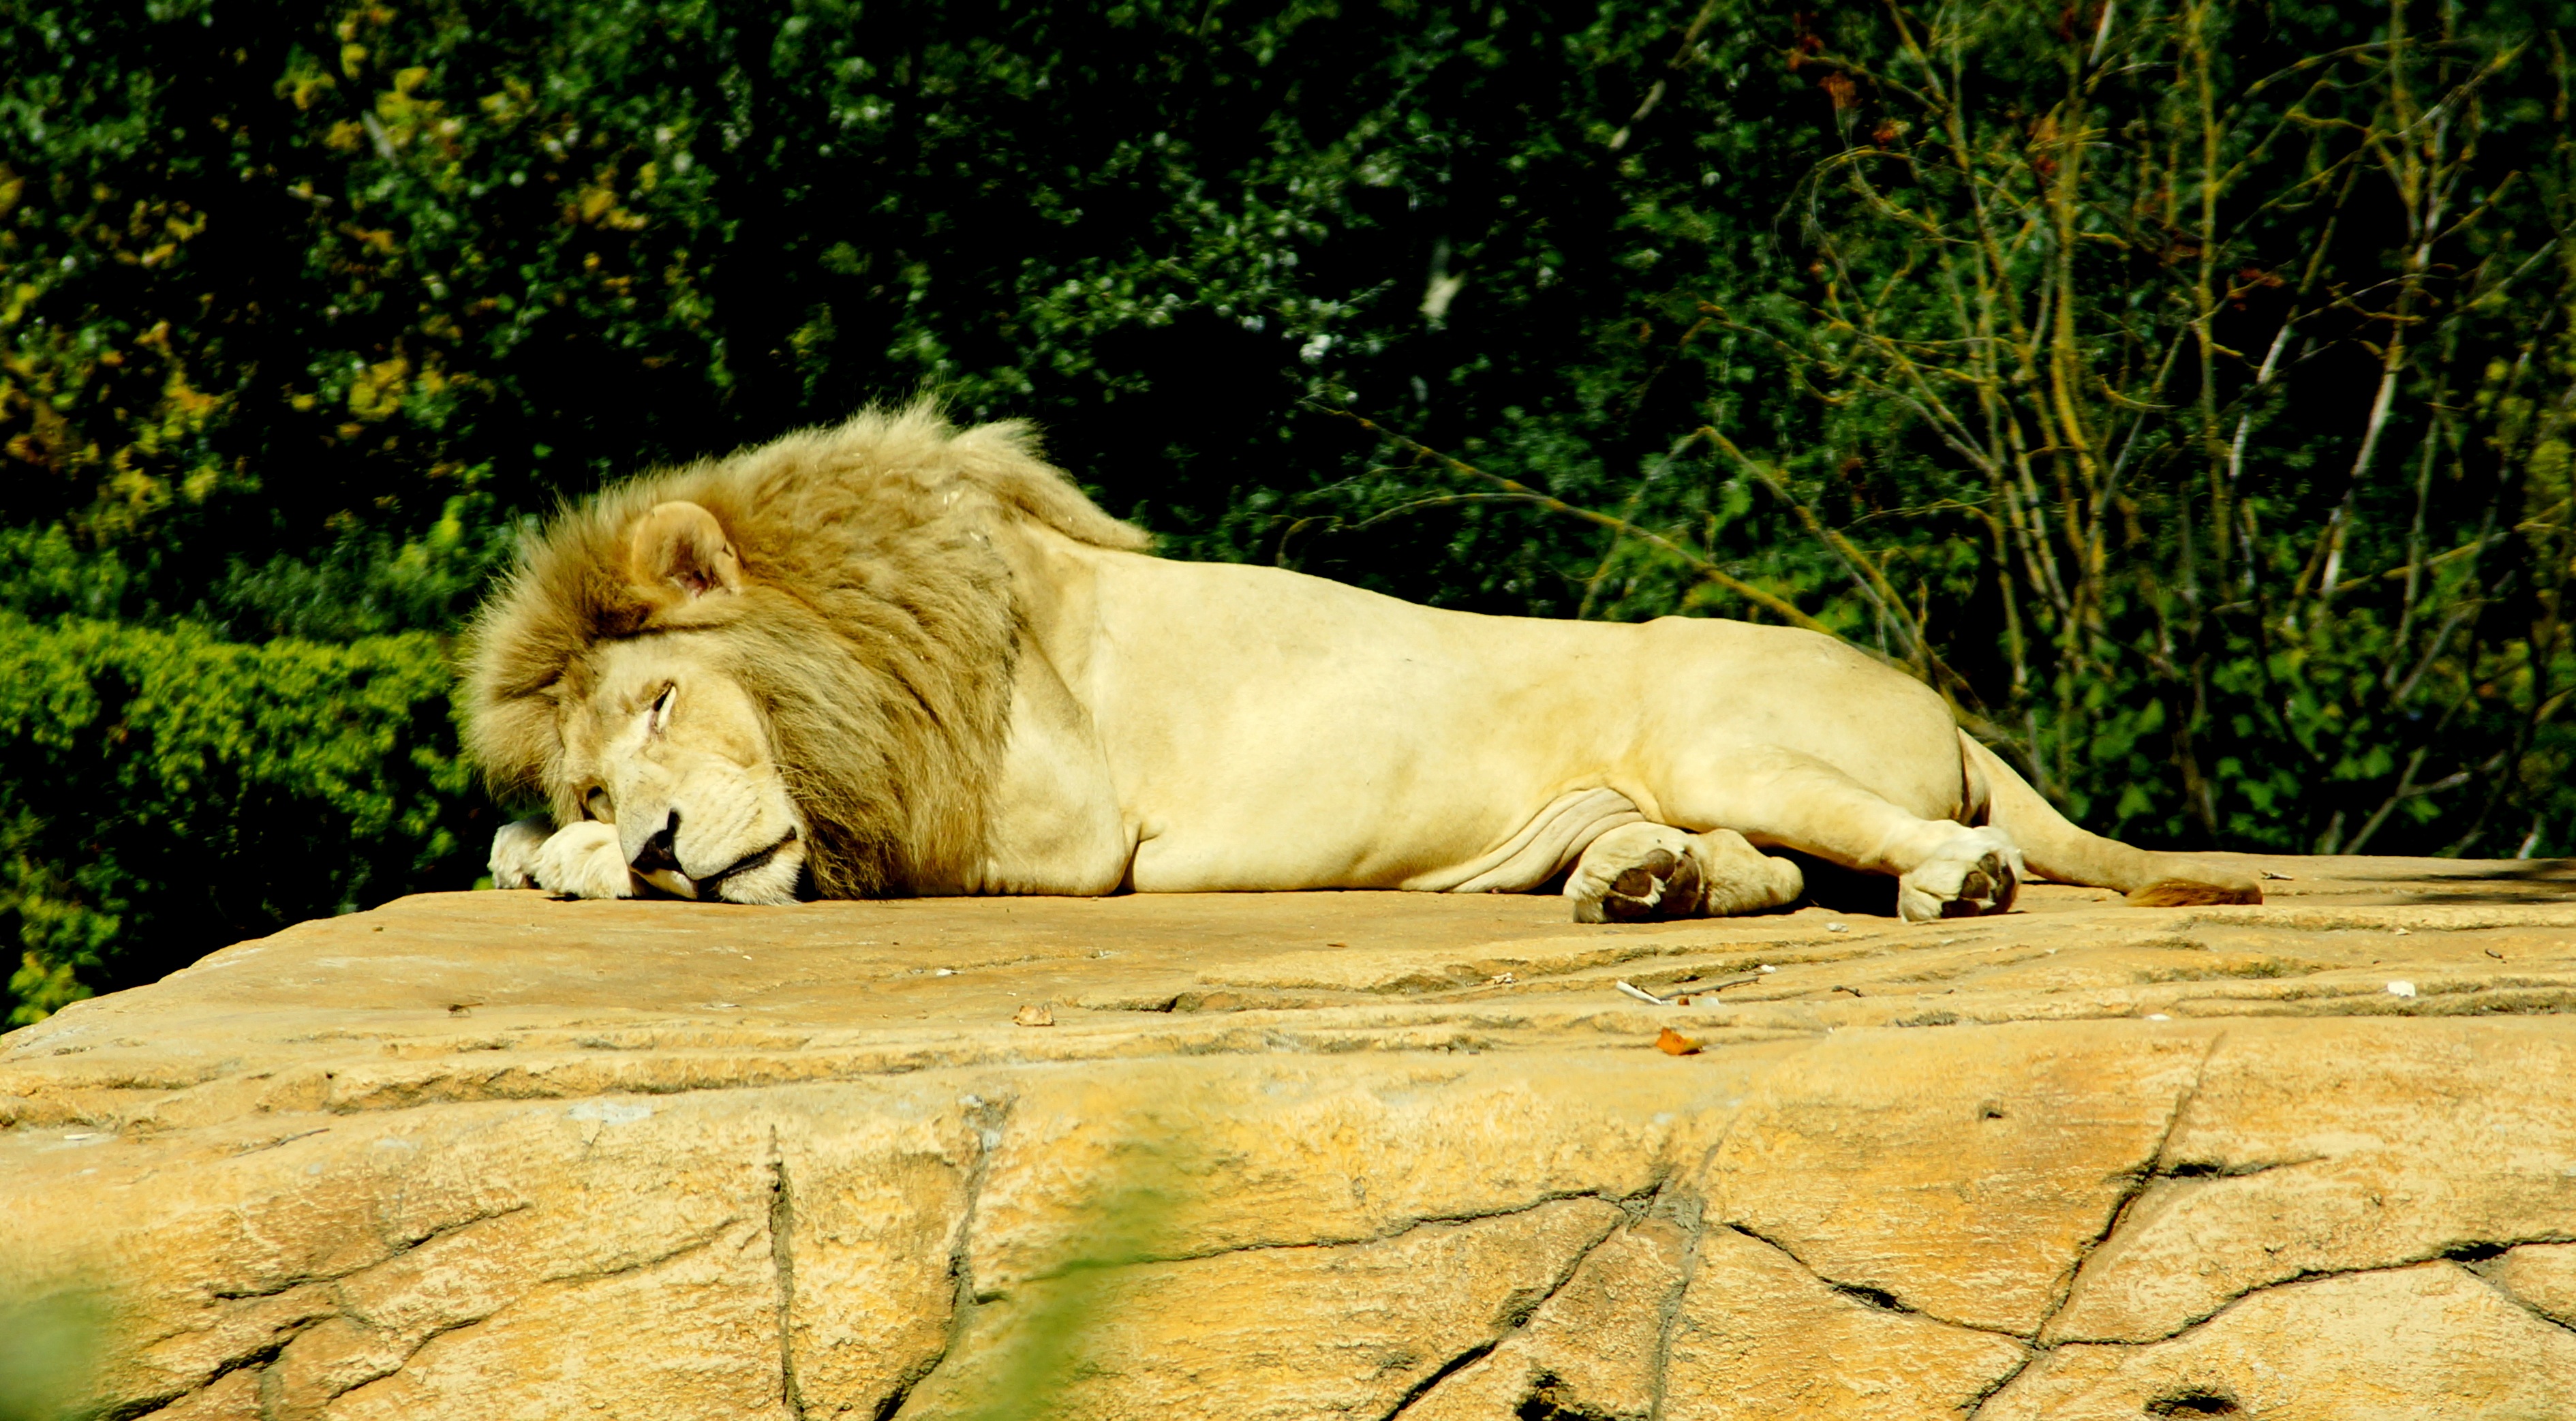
xmin=1579 ymin=846 xmax=1706 ymax=924
xmin=1938 ymin=851 xmax=2014 ymax=919
xmin=1898 ymin=832 xmax=2022 ymax=923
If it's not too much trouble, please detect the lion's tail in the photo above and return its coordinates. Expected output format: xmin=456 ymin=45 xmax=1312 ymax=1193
xmin=1961 ymin=733 xmax=2262 ymax=907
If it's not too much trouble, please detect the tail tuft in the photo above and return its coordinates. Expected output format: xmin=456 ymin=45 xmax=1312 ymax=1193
xmin=2125 ymin=877 xmax=2263 ymax=908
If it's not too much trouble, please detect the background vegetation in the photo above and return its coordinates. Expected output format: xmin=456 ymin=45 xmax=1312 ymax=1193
xmin=4 ymin=0 xmax=2571 ymax=1022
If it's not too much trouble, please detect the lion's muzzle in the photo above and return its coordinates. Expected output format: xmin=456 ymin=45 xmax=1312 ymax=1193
xmin=693 ymin=829 xmax=802 ymax=903
xmin=631 ymin=812 xmax=683 ymax=876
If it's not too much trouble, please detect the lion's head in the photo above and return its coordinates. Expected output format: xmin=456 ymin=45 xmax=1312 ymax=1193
xmin=461 ymin=401 xmax=1147 ymax=902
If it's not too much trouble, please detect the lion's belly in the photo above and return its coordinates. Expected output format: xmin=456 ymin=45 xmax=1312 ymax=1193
xmin=1125 ymin=779 xmax=1649 ymax=894
xmin=1394 ymin=786 xmax=1650 ymax=892
xmin=1117 ymin=688 xmax=1624 ymax=892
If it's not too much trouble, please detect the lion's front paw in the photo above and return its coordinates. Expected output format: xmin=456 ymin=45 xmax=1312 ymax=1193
xmin=1568 ymin=823 xmax=1708 ymax=924
xmin=489 ymin=816 xmax=553 ymax=889
xmin=1897 ymin=826 xmax=2023 ymax=923
xmin=530 ymin=821 xmax=641 ymax=900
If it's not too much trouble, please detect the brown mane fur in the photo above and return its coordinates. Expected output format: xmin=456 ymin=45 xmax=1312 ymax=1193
xmin=461 ymin=401 xmax=1149 ymax=896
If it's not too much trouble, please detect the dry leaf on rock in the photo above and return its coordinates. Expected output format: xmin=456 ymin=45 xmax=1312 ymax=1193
xmin=1655 ymin=1028 xmax=1701 ymax=1056
xmin=1013 ymin=1004 xmax=1054 ymax=1027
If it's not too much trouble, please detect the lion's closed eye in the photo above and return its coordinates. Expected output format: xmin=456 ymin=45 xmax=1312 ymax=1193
xmin=648 ymin=684 xmax=675 ymax=736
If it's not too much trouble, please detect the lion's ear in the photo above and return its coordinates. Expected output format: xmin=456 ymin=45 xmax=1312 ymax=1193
xmin=627 ymin=501 xmax=743 ymax=600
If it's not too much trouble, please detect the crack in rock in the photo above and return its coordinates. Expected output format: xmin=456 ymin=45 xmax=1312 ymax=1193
xmin=103 ymin=1327 xmax=314 ymax=1421
xmin=1379 ymin=1204 xmax=1629 ymax=1420
xmin=875 ymin=1090 xmax=1013 ymax=1420
xmin=207 ymin=1201 xmax=533 ymax=1300
xmin=2039 ymin=1029 xmax=2222 ymax=1319
xmin=996 ymin=1184 xmax=1658 ymax=1293
xmin=771 ymin=1129 xmax=810 ymax=1421
xmin=1642 ymin=1188 xmax=1708 ymax=1420
xmin=2155 ymin=1155 xmax=2325 ymax=1179
xmin=2072 ymin=1247 xmax=2576 ymax=1349
xmin=1965 ymin=1252 xmax=2576 ymax=1415
xmin=2466 ymin=1257 xmax=2576 ymax=1339
xmin=228 ymin=1126 xmax=331 ymax=1157
xmin=1721 ymin=1222 xmax=2031 ymax=1343
xmin=1965 ymin=1030 xmax=2221 ymax=1414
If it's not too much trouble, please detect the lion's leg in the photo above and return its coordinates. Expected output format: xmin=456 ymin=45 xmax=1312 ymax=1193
xmin=1657 ymin=747 xmax=2021 ymax=923
xmin=1565 ymin=822 xmax=1804 ymax=923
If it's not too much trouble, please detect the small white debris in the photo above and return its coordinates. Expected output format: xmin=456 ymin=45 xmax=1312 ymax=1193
xmin=1614 ymin=980 xmax=1670 ymax=1006
xmin=2391 ymin=927 xmax=2410 ymax=936
xmin=568 ymin=1100 xmax=654 ymax=1125
xmin=2146 ymin=1014 xmax=2172 ymax=1022
xmin=704 ymin=1002 xmax=737 ymax=1010
xmin=959 ymin=1095 xmax=985 ymax=1109
xmin=1759 ymin=964 xmax=1777 ymax=974
xmin=1826 ymin=923 xmax=1850 ymax=933
xmin=2386 ymin=981 xmax=2418 ymax=998
xmin=1490 ymin=971 xmax=1516 ymax=985
xmin=934 ymin=968 xmax=955 ymax=977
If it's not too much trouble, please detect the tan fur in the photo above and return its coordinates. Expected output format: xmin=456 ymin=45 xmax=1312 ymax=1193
xmin=470 ymin=403 xmax=2255 ymax=921
xmin=461 ymin=400 xmax=1148 ymax=897
xmin=1959 ymin=735 xmax=2263 ymax=905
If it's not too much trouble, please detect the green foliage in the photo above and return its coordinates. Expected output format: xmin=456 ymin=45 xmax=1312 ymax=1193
xmin=3 ymin=0 xmax=2572 ymax=1021
xmin=0 ymin=616 xmax=484 ymax=1024
xmin=1512 ymin=0 xmax=2576 ymax=859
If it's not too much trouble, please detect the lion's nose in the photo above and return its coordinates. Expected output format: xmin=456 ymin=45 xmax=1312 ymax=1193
xmin=632 ymin=811 xmax=681 ymax=874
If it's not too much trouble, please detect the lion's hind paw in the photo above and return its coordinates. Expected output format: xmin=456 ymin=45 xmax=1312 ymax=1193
xmin=1593 ymin=846 xmax=1706 ymax=924
xmin=1568 ymin=824 xmax=1708 ymax=924
xmin=1897 ymin=827 xmax=2023 ymax=924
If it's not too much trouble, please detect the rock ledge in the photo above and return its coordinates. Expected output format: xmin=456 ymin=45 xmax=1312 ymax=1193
xmin=5 ymin=854 xmax=2575 ymax=1419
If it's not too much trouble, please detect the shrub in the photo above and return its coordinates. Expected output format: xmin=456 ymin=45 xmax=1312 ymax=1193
xmin=0 ymin=615 xmax=487 ymax=1024
xmin=4 ymin=0 xmax=2572 ymax=1021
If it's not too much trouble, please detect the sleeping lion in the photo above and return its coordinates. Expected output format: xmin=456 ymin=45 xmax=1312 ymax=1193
xmin=465 ymin=403 xmax=2260 ymax=923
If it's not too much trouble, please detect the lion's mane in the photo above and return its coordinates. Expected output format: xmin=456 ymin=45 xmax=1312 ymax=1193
xmin=461 ymin=401 xmax=1148 ymax=896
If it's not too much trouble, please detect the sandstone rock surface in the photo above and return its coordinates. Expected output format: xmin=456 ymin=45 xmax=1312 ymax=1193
xmin=4 ymin=854 xmax=2574 ymax=1419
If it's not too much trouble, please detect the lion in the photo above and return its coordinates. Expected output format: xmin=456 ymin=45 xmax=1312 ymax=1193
xmin=463 ymin=402 xmax=2260 ymax=923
